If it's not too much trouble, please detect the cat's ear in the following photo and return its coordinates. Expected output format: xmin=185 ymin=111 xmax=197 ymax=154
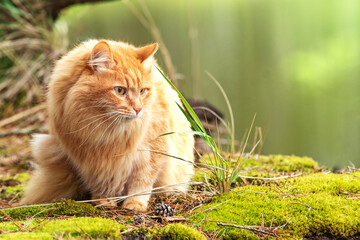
xmin=136 ymin=43 xmax=158 ymax=63
xmin=89 ymin=41 xmax=114 ymax=72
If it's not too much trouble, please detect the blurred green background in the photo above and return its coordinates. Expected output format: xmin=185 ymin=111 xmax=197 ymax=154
xmin=25 ymin=0 xmax=360 ymax=168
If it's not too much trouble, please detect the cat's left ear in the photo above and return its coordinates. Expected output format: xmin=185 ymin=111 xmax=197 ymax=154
xmin=136 ymin=43 xmax=158 ymax=63
xmin=89 ymin=41 xmax=114 ymax=72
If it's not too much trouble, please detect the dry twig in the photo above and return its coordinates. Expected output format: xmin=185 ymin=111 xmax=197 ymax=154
xmin=0 ymin=209 xmax=25 ymax=231
xmin=185 ymin=199 xmax=230 ymax=217
xmin=0 ymin=103 xmax=46 ymax=128
xmin=217 ymin=221 xmax=294 ymax=239
xmin=338 ymin=187 xmax=360 ymax=199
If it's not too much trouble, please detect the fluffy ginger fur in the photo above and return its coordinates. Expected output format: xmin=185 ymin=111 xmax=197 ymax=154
xmin=21 ymin=40 xmax=194 ymax=211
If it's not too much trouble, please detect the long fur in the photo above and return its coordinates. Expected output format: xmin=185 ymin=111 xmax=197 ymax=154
xmin=21 ymin=40 xmax=194 ymax=211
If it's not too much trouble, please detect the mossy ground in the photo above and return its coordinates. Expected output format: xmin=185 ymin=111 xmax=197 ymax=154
xmin=1 ymin=136 xmax=359 ymax=240
xmin=0 ymin=199 xmax=102 ymax=221
xmin=189 ymin=172 xmax=360 ymax=239
xmin=0 ymin=217 xmax=127 ymax=239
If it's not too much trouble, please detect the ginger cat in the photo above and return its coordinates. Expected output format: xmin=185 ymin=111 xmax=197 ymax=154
xmin=20 ymin=40 xmax=194 ymax=211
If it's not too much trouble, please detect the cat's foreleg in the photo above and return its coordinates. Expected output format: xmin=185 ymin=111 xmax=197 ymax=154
xmin=122 ymin=151 xmax=159 ymax=211
xmin=20 ymin=134 xmax=84 ymax=205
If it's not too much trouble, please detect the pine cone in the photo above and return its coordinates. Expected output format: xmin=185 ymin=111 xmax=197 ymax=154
xmin=133 ymin=215 xmax=145 ymax=225
xmin=154 ymin=203 xmax=174 ymax=217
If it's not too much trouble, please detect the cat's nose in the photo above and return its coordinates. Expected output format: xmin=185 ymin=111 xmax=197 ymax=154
xmin=133 ymin=107 xmax=143 ymax=115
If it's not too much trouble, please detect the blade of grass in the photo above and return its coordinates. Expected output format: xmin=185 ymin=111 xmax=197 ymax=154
xmin=205 ymin=71 xmax=235 ymax=155
xmin=156 ymin=65 xmax=205 ymax=133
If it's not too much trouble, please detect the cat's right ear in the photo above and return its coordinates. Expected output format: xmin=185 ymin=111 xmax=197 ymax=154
xmin=89 ymin=41 xmax=114 ymax=72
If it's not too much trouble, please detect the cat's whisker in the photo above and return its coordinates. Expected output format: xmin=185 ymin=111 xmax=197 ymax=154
xmin=76 ymin=104 xmax=116 ymax=111
xmin=79 ymin=113 xmax=119 ymax=147
xmin=67 ymin=112 xmax=118 ymax=134
xmin=95 ymin=113 xmax=122 ymax=149
xmin=107 ymin=115 xmax=123 ymax=143
xmin=77 ymin=111 xmax=116 ymax=124
xmin=114 ymin=109 xmax=133 ymax=114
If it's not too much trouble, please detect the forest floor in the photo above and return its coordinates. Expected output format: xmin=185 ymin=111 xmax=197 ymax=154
xmin=1 ymin=111 xmax=360 ymax=239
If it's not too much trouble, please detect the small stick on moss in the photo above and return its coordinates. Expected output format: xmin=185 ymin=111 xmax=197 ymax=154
xmin=9 ymin=192 xmax=21 ymax=203
xmin=204 ymin=219 xmax=236 ymax=224
xmin=204 ymin=172 xmax=217 ymax=194
xmin=338 ymin=187 xmax=360 ymax=198
xmin=347 ymin=166 xmax=360 ymax=172
xmin=22 ymin=208 xmax=55 ymax=230
xmin=217 ymin=222 xmax=276 ymax=237
xmin=187 ymin=203 xmax=203 ymax=215
xmin=236 ymin=173 xmax=302 ymax=180
xmin=229 ymin=211 xmax=248 ymax=221
xmin=217 ymin=222 xmax=295 ymax=239
xmin=28 ymin=219 xmax=51 ymax=232
xmin=74 ymin=223 xmax=92 ymax=239
xmin=120 ymin=227 xmax=135 ymax=236
xmin=0 ymin=209 xmax=25 ymax=231
xmin=194 ymin=211 xmax=209 ymax=228
xmin=185 ymin=199 xmax=230 ymax=217
xmin=270 ymin=217 xmax=274 ymax=230
xmin=289 ymin=199 xmax=314 ymax=211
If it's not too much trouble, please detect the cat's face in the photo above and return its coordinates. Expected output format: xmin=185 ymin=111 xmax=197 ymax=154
xmin=70 ymin=41 xmax=158 ymax=124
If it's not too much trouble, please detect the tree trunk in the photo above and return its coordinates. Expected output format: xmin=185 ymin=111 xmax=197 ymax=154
xmin=42 ymin=0 xmax=115 ymax=19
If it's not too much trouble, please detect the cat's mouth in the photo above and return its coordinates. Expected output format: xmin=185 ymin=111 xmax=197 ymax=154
xmin=125 ymin=110 xmax=143 ymax=120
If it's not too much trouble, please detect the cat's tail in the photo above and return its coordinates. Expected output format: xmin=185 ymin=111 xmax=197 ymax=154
xmin=20 ymin=134 xmax=86 ymax=205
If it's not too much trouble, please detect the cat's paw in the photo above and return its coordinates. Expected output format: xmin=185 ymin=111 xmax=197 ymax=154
xmin=123 ymin=201 xmax=147 ymax=211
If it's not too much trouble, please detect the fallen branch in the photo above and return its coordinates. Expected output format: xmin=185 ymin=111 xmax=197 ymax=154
xmin=0 ymin=103 xmax=46 ymax=128
xmin=0 ymin=126 xmax=47 ymax=138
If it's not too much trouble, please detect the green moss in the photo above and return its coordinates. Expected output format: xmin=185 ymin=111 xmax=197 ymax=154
xmin=196 ymin=155 xmax=320 ymax=188
xmin=4 ymin=184 xmax=25 ymax=194
xmin=0 ymin=217 xmax=127 ymax=239
xmin=39 ymin=217 xmax=126 ymax=238
xmin=189 ymin=172 xmax=360 ymax=239
xmin=242 ymin=155 xmax=319 ymax=172
xmin=199 ymin=155 xmax=319 ymax=180
xmin=13 ymin=173 xmax=29 ymax=182
xmin=279 ymin=172 xmax=360 ymax=194
xmin=126 ymin=224 xmax=206 ymax=240
xmin=0 ymin=199 xmax=101 ymax=220
xmin=200 ymin=155 xmax=319 ymax=174
xmin=159 ymin=223 xmax=206 ymax=240
xmin=0 ymin=173 xmax=29 ymax=199
xmin=0 ymin=232 xmax=52 ymax=240
xmin=1 ymin=219 xmax=203 ymax=240
xmin=0 ymin=173 xmax=29 ymax=183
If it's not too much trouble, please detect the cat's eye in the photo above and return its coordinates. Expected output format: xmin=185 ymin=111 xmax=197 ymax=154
xmin=114 ymin=87 xmax=126 ymax=96
xmin=140 ymin=88 xmax=146 ymax=96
